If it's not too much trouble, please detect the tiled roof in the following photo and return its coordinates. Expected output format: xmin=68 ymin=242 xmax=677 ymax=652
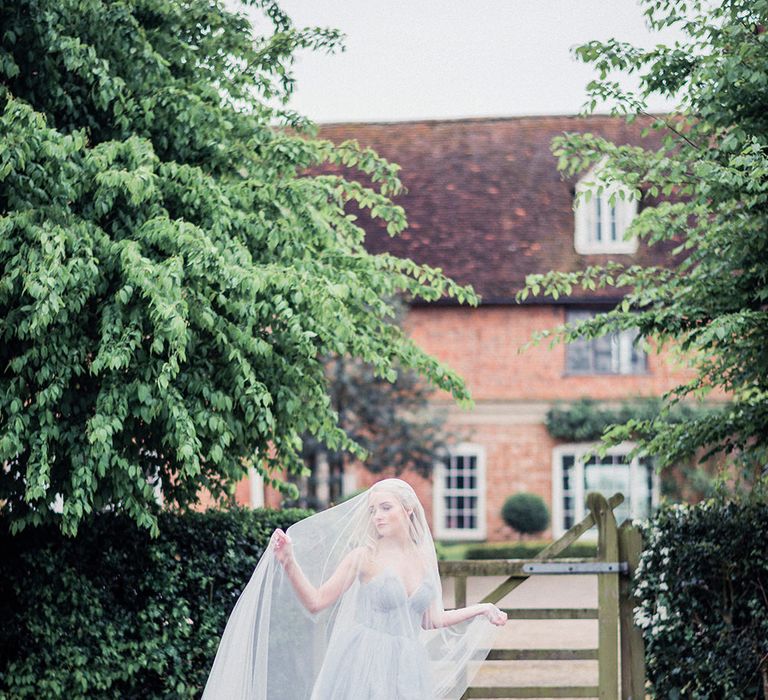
xmin=317 ymin=115 xmax=680 ymax=305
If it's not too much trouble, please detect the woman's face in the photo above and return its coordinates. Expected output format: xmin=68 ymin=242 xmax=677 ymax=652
xmin=368 ymin=490 xmax=409 ymax=539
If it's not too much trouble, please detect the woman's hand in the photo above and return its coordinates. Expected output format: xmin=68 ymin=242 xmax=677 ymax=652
xmin=481 ymin=603 xmax=507 ymax=627
xmin=271 ymin=529 xmax=294 ymax=568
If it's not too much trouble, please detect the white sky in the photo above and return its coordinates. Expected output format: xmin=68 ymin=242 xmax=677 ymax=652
xmin=231 ymin=0 xmax=687 ymax=124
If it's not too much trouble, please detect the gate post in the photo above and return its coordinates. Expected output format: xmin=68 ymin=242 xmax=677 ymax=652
xmin=618 ymin=521 xmax=646 ymax=700
xmin=588 ymin=492 xmax=620 ymax=700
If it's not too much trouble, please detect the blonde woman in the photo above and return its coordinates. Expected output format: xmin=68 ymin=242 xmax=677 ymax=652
xmin=203 ymin=479 xmax=506 ymax=700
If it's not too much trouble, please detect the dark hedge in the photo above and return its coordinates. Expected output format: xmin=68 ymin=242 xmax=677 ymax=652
xmin=635 ymin=498 xmax=768 ymax=699
xmin=464 ymin=541 xmax=597 ymax=560
xmin=0 ymin=507 xmax=311 ymax=699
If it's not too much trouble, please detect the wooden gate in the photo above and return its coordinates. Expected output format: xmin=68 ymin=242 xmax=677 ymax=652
xmin=438 ymin=492 xmax=646 ymax=699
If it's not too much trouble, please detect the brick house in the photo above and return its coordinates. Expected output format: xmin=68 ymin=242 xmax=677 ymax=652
xmin=241 ymin=115 xmax=700 ymax=541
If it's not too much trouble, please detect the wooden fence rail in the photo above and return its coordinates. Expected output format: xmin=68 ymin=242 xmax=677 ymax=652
xmin=438 ymin=492 xmax=646 ymax=700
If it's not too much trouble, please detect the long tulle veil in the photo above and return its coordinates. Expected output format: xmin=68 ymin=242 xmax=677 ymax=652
xmin=202 ymin=478 xmax=498 ymax=699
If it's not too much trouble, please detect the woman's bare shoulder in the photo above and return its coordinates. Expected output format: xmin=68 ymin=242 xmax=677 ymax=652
xmin=344 ymin=546 xmax=372 ymax=574
xmin=346 ymin=546 xmax=369 ymax=563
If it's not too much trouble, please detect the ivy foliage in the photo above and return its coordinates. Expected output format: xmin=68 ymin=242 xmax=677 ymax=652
xmin=0 ymin=507 xmax=311 ymax=699
xmin=635 ymin=493 xmax=768 ymax=698
xmin=517 ymin=0 xmax=768 ymax=483
xmin=545 ymin=397 xmax=708 ymax=443
xmin=0 ymin=0 xmax=477 ymax=536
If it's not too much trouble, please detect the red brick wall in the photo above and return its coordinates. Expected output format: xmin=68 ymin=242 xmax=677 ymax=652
xmin=404 ymin=305 xmax=696 ymax=401
xmin=460 ymin=421 xmax=554 ymax=540
xmin=192 ymin=475 xmax=259 ymax=510
xmin=232 ymin=303 xmax=720 ymax=542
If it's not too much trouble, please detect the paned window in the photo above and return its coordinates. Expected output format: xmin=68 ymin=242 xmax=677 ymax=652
xmin=561 ymin=454 xmax=576 ymax=530
xmin=434 ymin=444 xmax=486 ymax=540
xmin=552 ymin=443 xmax=658 ymax=538
xmin=574 ymin=167 xmax=638 ymax=254
xmin=565 ymin=309 xmax=647 ymax=375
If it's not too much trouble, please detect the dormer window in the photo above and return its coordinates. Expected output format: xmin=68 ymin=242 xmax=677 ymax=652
xmin=574 ymin=163 xmax=638 ymax=255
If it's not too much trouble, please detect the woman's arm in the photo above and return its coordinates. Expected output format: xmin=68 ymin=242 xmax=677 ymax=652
xmin=424 ymin=603 xmax=507 ymax=629
xmin=271 ymin=529 xmax=362 ymax=614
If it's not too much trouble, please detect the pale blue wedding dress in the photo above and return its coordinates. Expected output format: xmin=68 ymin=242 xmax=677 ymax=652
xmin=310 ymin=569 xmax=437 ymax=699
xmin=202 ymin=481 xmax=499 ymax=700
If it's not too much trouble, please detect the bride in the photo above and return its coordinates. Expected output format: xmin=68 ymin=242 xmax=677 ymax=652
xmin=202 ymin=478 xmax=507 ymax=699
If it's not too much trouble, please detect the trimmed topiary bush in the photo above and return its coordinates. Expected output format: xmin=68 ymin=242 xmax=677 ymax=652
xmin=635 ymin=495 xmax=768 ymax=699
xmin=501 ymin=493 xmax=550 ymax=536
xmin=0 ymin=507 xmax=311 ymax=699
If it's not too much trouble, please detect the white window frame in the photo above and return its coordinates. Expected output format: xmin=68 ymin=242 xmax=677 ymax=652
xmin=574 ymin=164 xmax=638 ymax=255
xmin=433 ymin=443 xmax=487 ymax=540
xmin=249 ymin=467 xmax=265 ymax=508
xmin=551 ymin=442 xmax=659 ymax=539
xmin=342 ymin=469 xmax=358 ymax=498
xmin=141 ymin=451 xmax=164 ymax=506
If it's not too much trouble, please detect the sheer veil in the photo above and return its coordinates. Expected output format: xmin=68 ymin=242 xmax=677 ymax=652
xmin=202 ymin=478 xmax=499 ymax=699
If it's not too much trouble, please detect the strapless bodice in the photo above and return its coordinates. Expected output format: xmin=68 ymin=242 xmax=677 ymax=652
xmin=356 ymin=569 xmax=435 ymax=637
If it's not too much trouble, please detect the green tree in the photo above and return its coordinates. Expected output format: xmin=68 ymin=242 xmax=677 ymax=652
xmin=0 ymin=1 xmax=477 ymax=536
xmin=519 ymin=0 xmax=768 ymax=487
xmin=297 ymin=353 xmax=455 ymax=509
xmin=291 ymin=299 xmax=458 ymax=509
